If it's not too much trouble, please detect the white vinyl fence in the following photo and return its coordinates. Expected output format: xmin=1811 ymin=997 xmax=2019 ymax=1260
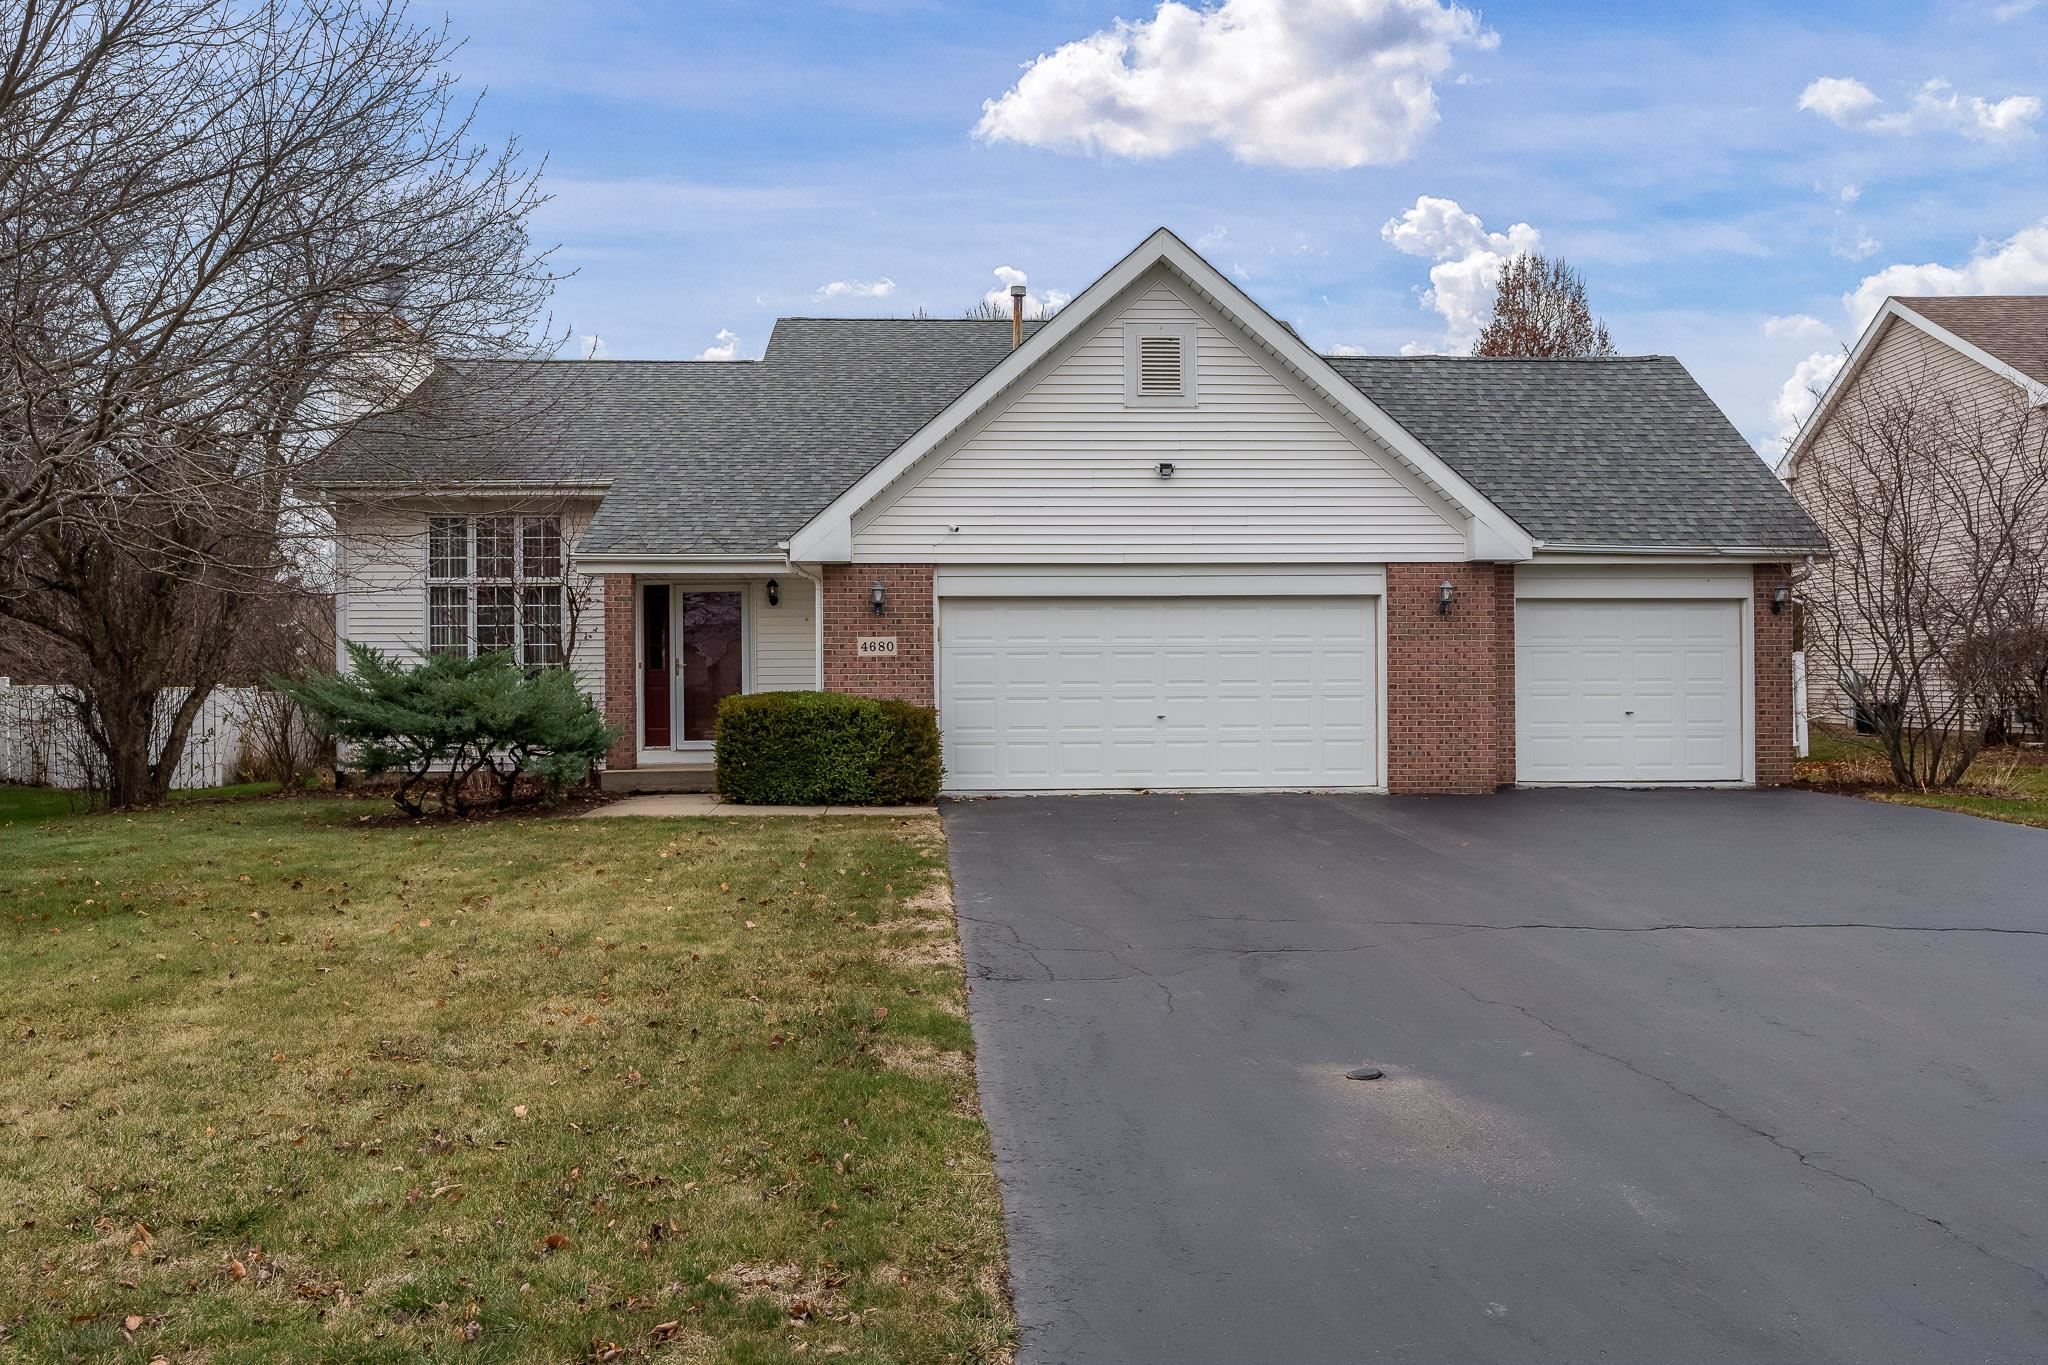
xmin=0 ymin=681 xmax=274 ymax=791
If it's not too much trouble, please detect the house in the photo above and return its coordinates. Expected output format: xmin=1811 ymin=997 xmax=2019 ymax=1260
xmin=308 ymin=228 xmax=1825 ymax=796
xmin=1781 ymin=294 xmax=2048 ymax=733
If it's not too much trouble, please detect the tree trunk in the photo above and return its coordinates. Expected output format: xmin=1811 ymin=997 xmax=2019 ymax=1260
xmin=87 ymin=678 xmax=165 ymax=808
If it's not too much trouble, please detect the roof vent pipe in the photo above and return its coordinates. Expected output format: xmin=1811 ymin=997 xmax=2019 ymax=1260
xmin=1010 ymin=282 xmax=1028 ymax=350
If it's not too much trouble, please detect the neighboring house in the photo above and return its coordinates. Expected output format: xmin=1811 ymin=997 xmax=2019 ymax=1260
xmin=1781 ymin=295 xmax=2048 ymax=732
xmin=307 ymin=229 xmax=1824 ymax=796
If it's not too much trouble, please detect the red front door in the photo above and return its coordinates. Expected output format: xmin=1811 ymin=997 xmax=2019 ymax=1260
xmin=642 ymin=584 xmax=671 ymax=747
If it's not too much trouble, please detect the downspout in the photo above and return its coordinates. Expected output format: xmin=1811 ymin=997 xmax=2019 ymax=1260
xmin=783 ymin=557 xmax=825 ymax=690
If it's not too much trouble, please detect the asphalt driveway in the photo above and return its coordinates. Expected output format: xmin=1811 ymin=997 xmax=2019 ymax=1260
xmin=944 ymin=790 xmax=2048 ymax=1364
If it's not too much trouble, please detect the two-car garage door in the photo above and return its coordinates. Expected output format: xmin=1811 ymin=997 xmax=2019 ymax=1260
xmin=940 ymin=596 xmax=1377 ymax=793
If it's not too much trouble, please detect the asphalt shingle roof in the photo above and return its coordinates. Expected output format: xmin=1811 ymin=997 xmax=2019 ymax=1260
xmin=314 ymin=320 xmax=1826 ymax=555
xmin=1895 ymin=295 xmax=2048 ymax=386
xmin=315 ymin=318 xmax=1041 ymax=556
xmin=1326 ymin=355 xmax=1826 ymax=551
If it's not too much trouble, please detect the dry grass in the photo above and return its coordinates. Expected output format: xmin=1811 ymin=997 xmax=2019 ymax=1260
xmin=0 ymin=798 xmax=1012 ymax=1362
xmin=1797 ymin=727 xmax=2048 ymax=829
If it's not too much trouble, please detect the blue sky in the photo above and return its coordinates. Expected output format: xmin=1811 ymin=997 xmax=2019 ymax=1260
xmin=436 ymin=0 xmax=2048 ymax=453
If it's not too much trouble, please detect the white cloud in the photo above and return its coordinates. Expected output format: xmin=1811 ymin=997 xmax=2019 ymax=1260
xmin=1762 ymin=313 xmax=1829 ymax=340
xmin=1379 ymin=195 xmax=1539 ymax=352
xmin=1798 ymin=75 xmax=2041 ymax=144
xmin=973 ymin=0 xmax=1495 ymax=170
xmin=1797 ymin=76 xmax=1881 ymax=126
xmin=695 ymin=328 xmax=744 ymax=361
xmin=982 ymin=265 xmax=1070 ymax=319
xmin=1831 ymin=227 xmax=1881 ymax=262
xmin=1766 ymin=350 xmax=1847 ymax=455
xmin=1762 ymin=217 xmax=2048 ymax=455
xmin=1994 ymin=0 xmax=2041 ymax=19
xmin=1326 ymin=343 xmax=1371 ymax=356
xmin=578 ymin=334 xmax=609 ymax=359
xmin=1842 ymin=217 xmax=2048 ymax=327
xmin=816 ymin=277 xmax=897 ymax=300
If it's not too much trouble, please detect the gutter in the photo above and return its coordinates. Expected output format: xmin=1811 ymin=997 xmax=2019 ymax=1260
xmin=304 ymin=479 xmax=613 ymax=497
xmin=1534 ymin=543 xmax=1834 ymax=559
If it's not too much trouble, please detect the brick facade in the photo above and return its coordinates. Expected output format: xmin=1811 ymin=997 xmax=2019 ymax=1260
xmin=602 ymin=574 xmax=637 ymax=770
xmin=820 ymin=564 xmax=936 ymax=704
xmin=1753 ymin=562 xmax=1796 ymax=788
xmin=598 ymin=559 xmax=1790 ymax=792
xmin=1385 ymin=562 xmax=1516 ymax=795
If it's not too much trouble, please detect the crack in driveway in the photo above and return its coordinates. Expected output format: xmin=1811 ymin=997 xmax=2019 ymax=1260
xmin=1421 ymin=964 xmax=2048 ymax=1297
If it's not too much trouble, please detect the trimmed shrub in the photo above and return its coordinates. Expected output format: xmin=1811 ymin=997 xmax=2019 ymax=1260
xmin=714 ymin=691 xmax=942 ymax=805
xmin=279 ymin=643 xmax=617 ymax=816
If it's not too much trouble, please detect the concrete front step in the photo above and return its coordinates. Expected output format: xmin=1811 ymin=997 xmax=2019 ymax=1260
xmin=599 ymin=765 xmax=716 ymax=794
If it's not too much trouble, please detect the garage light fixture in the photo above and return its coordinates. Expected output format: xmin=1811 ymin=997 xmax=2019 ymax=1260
xmin=765 ymin=577 xmax=780 ymax=607
xmin=1438 ymin=580 xmax=1455 ymax=616
xmin=1771 ymin=584 xmax=1790 ymax=614
xmin=870 ymin=581 xmax=887 ymax=615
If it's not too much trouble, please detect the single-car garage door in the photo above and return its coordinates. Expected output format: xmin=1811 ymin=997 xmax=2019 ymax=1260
xmin=940 ymin=597 xmax=1377 ymax=792
xmin=1517 ymin=598 xmax=1744 ymax=784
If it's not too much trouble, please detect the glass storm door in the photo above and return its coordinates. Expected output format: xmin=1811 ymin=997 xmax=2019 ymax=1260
xmin=642 ymin=584 xmax=672 ymax=747
xmin=679 ymin=591 xmax=743 ymax=743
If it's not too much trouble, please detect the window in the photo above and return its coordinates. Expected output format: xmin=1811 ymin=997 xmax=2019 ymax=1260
xmin=425 ymin=514 xmax=568 ymax=664
xmin=1123 ymin=323 xmax=1197 ymax=406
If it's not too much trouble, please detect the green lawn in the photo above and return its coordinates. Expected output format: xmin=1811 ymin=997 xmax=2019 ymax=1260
xmin=1798 ymin=727 xmax=2048 ymax=829
xmin=0 ymin=782 xmax=286 ymax=828
xmin=0 ymin=798 xmax=1012 ymax=1363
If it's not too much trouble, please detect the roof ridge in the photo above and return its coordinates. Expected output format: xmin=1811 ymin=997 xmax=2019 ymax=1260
xmin=1322 ymin=353 xmax=1674 ymax=363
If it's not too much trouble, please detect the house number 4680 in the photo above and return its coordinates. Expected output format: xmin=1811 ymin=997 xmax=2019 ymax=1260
xmin=856 ymin=636 xmax=898 ymax=657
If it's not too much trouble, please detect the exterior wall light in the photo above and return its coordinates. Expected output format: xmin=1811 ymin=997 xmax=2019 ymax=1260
xmin=1772 ymin=584 xmax=1790 ymax=614
xmin=765 ymin=578 xmax=780 ymax=607
xmin=1438 ymin=580 xmax=1456 ymax=615
xmin=871 ymin=581 xmax=887 ymax=615
xmin=1156 ymin=461 xmax=1175 ymax=478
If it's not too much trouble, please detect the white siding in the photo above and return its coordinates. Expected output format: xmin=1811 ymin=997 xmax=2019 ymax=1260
xmin=331 ymin=499 xmax=605 ymax=700
xmin=853 ymin=272 xmax=1467 ymax=563
xmin=748 ymin=575 xmax=817 ymax=691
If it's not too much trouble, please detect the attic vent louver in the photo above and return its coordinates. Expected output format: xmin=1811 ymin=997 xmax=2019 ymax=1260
xmin=1137 ymin=334 xmax=1183 ymax=397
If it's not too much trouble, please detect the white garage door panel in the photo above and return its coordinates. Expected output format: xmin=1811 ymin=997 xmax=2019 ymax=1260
xmin=1517 ymin=599 xmax=1743 ymax=784
xmin=941 ymin=597 xmax=1377 ymax=792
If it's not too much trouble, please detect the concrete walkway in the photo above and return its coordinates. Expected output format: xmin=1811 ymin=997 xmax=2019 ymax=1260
xmin=585 ymin=794 xmax=937 ymax=818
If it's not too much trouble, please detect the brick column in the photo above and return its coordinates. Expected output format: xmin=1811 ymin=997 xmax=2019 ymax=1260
xmin=602 ymin=574 xmax=637 ymax=770
xmin=1385 ymin=563 xmax=1514 ymax=795
xmin=1492 ymin=564 xmax=1517 ymax=788
xmin=820 ymin=565 xmax=935 ymax=704
xmin=1753 ymin=562 xmax=1796 ymax=787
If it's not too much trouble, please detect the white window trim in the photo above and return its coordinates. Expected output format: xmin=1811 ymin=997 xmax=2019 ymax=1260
xmin=1123 ymin=321 xmax=1197 ymax=408
xmin=424 ymin=513 xmax=568 ymax=666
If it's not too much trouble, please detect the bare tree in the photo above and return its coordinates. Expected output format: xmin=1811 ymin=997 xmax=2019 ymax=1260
xmin=1471 ymin=253 xmax=1617 ymax=358
xmin=0 ymin=0 xmax=558 ymax=807
xmin=1796 ymin=371 xmax=2048 ymax=787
